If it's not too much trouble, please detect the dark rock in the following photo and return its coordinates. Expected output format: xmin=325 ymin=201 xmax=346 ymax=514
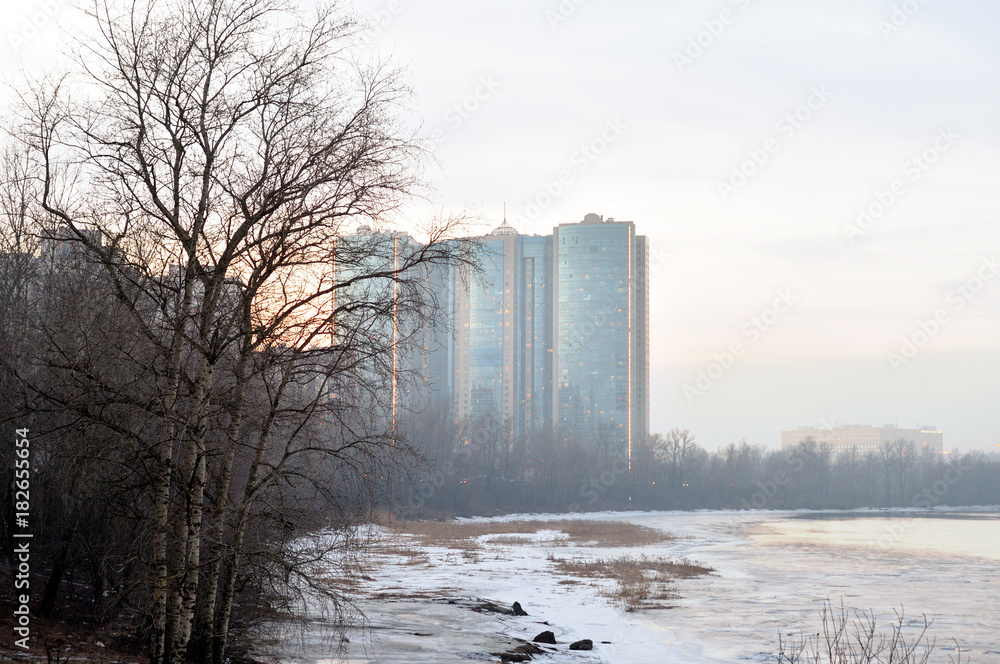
xmin=513 ymin=643 xmax=545 ymax=655
xmin=569 ymin=639 xmax=593 ymax=651
xmin=512 ymin=601 xmax=528 ymax=616
xmin=474 ymin=600 xmax=513 ymax=615
xmin=498 ymin=654 xmax=531 ymax=663
xmin=532 ymin=631 xmax=556 ymax=644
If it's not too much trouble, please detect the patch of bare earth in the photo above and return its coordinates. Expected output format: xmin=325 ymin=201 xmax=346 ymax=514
xmin=548 ymin=554 xmax=714 ymax=612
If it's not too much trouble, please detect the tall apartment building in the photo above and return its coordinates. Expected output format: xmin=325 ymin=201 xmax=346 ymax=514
xmin=449 ymin=213 xmax=648 ymax=453
xmin=340 ymin=214 xmax=651 ymax=457
xmin=552 ymin=213 xmax=649 ymax=455
xmin=451 ymin=221 xmax=554 ymax=438
xmin=781 ymin=424 xmax=944 ymax=455
xmin=331 ymin=227 xmax=430 ymax=427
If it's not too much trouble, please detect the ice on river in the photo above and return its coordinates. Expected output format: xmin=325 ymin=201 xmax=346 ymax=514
xmin=278 ymin=510 xmax=1000 ymax=664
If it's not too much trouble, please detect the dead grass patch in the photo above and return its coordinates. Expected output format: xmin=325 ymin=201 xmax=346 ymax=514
xmin=379 ymin=545 xmax=432 ymax=566
xmin=392 ymin=518 xmax=673 ymax=550
xmin=548 ymin=554 xmax=713 ymax=612
xmin=555 ymin=520 xmax=672 ymax=548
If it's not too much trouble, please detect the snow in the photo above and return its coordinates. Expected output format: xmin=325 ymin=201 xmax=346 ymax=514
xmin=278 ymin=510 xmax=1000 ymax=664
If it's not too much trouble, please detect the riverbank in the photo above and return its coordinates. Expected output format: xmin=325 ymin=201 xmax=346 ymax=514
xmin=274 ymin=516 xmax=714 ymax=663
xmin=274 ymin=509 xmax=999 ymax=664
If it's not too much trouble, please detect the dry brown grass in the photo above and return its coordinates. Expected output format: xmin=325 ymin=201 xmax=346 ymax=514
xmin=379 ymin=545 xmax=432 ymax=566
xmin=548 ymin=554 xmax=713 ymax=612
xmin=391 ymin=518 xmax=674 ymax=550
xmin=555 ymin=520 xmax=673 ymax=547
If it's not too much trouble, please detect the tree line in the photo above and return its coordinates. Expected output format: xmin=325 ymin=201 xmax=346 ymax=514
xmin=397 ymin=416 xmax=1000 ymax=515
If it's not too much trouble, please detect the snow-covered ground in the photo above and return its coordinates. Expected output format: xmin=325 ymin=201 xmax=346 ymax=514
xmin=278 ymin=510 xmax=1000 ymax=664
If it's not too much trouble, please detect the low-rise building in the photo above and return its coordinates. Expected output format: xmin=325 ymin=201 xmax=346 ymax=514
xmin=781 ymin=424 xmax=943 ymax=455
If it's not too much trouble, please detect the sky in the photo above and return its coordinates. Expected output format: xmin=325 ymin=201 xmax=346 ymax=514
xmin=3 ymin=0 xmax=999 ymax=451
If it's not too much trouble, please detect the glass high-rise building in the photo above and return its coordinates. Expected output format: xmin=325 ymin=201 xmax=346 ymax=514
xmin=451 ymin=221 xmax=553 ymax=439
xmin=349 ymin=214 xmax=650 ymax=459
xmin=331 ymin=227 xmax=445 ymax=428
xmin=552 ymin=214 xmax=649 ymax=459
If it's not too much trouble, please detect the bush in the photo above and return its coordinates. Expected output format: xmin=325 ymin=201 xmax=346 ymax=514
xmin=778 ymin=599 xmax=965 ymax=664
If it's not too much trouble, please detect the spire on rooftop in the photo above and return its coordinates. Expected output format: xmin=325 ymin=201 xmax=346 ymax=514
xmin=489 ymin=219 xmax=519 ymax=236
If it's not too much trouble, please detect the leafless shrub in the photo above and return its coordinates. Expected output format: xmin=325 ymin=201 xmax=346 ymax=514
xmin=777 ymin=600 xmax=965 ymax=664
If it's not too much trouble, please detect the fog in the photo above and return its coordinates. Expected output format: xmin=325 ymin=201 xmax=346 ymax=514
xmin=5 ymin=0 xmax=997 ymax=451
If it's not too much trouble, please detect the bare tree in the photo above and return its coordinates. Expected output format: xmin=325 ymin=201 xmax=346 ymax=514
xmin=7 ymin=1 xmax=467 ymax=663
xmin=878 ymin=439 xmax=916 ymax=506
xmin=657 ymin=428 xmax=697 ymax=489
xmin=834 ymin=446 xmax=861 ymax=507
xmin=0 ymin=144 xmax=40 ymax=578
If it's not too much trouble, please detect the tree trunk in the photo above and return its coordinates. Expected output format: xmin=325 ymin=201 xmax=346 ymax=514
xmin=39 ymin=525 xmax=74 ymax=617
xmin=166 ymin=358 xmax=215 ymax=664
xmin=212 ymin=368 xmax=290 ymax=664
xmin=195 ymin=349 xmax=249 ymax=664
xmin=152 ymin=275 xmax=194 ymax=664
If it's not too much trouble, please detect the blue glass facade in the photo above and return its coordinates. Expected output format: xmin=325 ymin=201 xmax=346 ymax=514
xmin=332 ymin=229 xmax=453 ymax=422
xmin=552 ymin=214 xmax=648 ymax=453
xmin=467 ymin=239 xmax=506 ymax=421
xmin=352 ymin=215 xmax=649 ymax=454
xmin=451 ymin=223 xmax=554 ymax=439
xmin=518 ymin=235 xmax=554 ymax=437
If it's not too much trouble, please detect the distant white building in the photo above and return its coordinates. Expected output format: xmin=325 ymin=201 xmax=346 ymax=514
xmin=781 ymin=424 xmax=944 ymax=455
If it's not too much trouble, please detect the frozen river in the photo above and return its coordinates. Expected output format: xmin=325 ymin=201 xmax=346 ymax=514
xmin=281 ymin=509 xmax=1000 ymax=663
xmin=620 ymin=510 xmax=1000 ymax=662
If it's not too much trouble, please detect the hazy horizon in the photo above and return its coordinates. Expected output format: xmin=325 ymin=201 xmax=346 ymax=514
xmin=4 ymin=0 xmax=998 ymax=451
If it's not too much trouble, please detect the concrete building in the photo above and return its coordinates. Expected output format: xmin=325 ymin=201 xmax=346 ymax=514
xmin=781 ymin=424 xmax=944 ymax=455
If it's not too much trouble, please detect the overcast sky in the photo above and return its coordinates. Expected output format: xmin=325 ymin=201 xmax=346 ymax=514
xmin=4 ymin=0 xmax=999 ymax=451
